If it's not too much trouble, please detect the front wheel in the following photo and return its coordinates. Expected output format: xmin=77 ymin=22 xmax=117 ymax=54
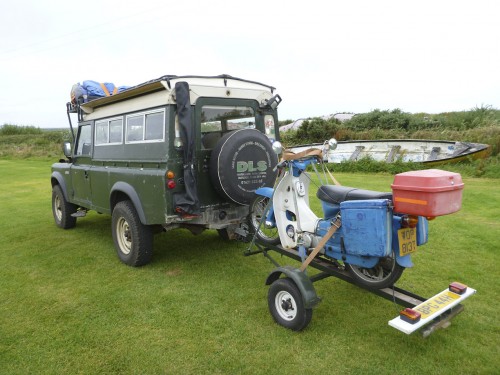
xmin=112 ymin=200 xmax=153 ymax=267
xmin=268 ymin=278 xmax=313 ymax=331
xmin=52 ymin=185 xmax=77 ymax=229
xmin=249 ymin=195 xmax=280 ymax=246
xmin=346 ymin=251 xmax=405 ymax=289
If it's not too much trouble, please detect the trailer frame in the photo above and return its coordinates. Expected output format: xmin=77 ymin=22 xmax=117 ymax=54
xmin=245 ymin=240 xmax=469 ymax=337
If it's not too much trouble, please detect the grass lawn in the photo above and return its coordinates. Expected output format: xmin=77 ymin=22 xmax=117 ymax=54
xmin=0 ymin=159 xmax=498 ymax=374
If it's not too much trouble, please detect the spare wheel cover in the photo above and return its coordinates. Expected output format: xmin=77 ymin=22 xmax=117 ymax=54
xmin=210 ymin=129 xmax=278 ymax=205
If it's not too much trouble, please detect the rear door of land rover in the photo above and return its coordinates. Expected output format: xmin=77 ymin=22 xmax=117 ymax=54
xmin=194 ymin=98 xmax=277 ymax=208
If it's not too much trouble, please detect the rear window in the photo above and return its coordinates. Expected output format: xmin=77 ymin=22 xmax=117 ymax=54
xmin=201 ymin=105 xmax=255 ymax=131
xmin=200 ymin=105 xmax=255 ymax=149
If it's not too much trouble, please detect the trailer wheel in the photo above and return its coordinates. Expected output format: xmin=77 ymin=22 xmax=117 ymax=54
xmin=112 ymin=200 xmax=153 ymax=267
xmin=268 ymin=278 xmax=312 ymax=331
xmin=249 ymin=196 xmax=280 ymax=245
xmin=346 ymin=251 xmax=405 ymax=289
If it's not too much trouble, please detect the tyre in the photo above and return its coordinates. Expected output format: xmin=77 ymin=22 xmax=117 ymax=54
xmin=112 ymin=200 xmax=153 ymax=267
xmin=210 ymin=129 xmax=278 ymax=205
xmin=268 ymin=278 xmax=313 ymax=331
xmin=345 ymin=251 xmax=405 ymax=289
xmin=52 ymin=184 xmax=77 ymax=229
xmin=249 ymin=195 xmax=280 ymax=246
xmin=216 ymin=228 xmax=230 ymax=240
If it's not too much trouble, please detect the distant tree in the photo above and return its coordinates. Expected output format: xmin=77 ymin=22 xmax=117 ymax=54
xmin=293 ymin=117 xmax=339 ymax=144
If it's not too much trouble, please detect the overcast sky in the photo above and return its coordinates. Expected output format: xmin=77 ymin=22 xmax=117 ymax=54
xmin=1 ymin=0 xmax=498 ymax=128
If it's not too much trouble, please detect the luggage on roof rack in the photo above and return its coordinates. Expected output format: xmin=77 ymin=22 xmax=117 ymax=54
xmin=70 ymin=80 xmax=129 ymax=105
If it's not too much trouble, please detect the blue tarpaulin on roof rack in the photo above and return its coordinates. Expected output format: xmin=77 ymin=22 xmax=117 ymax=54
xmin=70 ymin=80 xmax=129 ymax=104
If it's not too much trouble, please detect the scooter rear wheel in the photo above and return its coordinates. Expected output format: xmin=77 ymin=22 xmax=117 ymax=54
xmin=346 ymin=251 xmax=404 ymax=289
xmin=249 ymin=196 xmax=280 ymax=246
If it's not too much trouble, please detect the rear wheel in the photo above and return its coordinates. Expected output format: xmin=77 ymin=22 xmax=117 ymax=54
xmin=346 ymin=251 xmax=404 ymax=289
xmin=52 ymin=185 xmax=77 ymax=229
xmin=268 ymin=278 xmax=312 ymax=331
xmin=112 ymin=200 xmax=153 ymax=267
xmin=249 ymin=195 xmax=280 ymax=246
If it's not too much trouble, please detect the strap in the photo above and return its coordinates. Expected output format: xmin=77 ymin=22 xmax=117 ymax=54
xmin=283 ymin=148 xmax=323 ymax=161
xmin=299 ymin=216 xmax=341 ymax=272
xmin=100 ymin=83 xmax=111 ymax=97
xmin=112 ymin=87 xmax=118 ymax=95
xmin=327 ymin=167 xmax=341 ymax=186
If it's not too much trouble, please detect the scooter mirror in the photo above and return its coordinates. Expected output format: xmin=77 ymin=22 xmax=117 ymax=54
xmin=328 ymin=138 xmax=338 ymax=151
xmin=272 ymin=141 xmax=283 ymax=155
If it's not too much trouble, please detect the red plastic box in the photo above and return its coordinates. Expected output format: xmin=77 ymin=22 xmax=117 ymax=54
xmin=391 ymin=169 xmax=464 ymax=217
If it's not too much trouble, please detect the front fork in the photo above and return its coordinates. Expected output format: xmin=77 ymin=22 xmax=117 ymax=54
xmin=255 ymin=187 xmax=276 ymax=226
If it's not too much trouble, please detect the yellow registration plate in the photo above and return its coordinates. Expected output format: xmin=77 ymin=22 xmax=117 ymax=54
xmin=398 ymin=227 xmax=417 ymax=257
xmin=412 ymin=291 xmax=460 ymax=319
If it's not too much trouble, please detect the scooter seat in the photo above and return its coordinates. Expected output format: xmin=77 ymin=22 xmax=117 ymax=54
xmin=317 ymin=185 xmax=392 ymax=204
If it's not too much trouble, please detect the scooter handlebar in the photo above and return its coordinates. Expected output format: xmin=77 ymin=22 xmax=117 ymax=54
xmin=273 ymin=160 xmax=288 ymax=171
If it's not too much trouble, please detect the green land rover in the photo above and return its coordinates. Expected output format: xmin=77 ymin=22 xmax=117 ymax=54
xmin=51 ymin=75 xmax=281 ymax=266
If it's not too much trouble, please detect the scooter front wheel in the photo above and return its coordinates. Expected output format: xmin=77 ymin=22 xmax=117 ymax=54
xmin=249 ymin=196 xmax=280 ymax=246
xmin=346 ymin=251 xmax=405 ymax=289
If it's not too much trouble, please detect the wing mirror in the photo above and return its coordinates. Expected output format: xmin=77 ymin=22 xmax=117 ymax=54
xmin=63 ymin=142 xmax=72 ymax=158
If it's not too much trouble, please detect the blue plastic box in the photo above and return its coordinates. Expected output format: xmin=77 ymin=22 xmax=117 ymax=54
xmin=340 ymin=199 xmax=392 ymax=257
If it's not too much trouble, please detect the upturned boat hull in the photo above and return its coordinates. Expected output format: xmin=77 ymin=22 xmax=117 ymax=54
xmin=289 ymin=139 xmax=490 ymax=165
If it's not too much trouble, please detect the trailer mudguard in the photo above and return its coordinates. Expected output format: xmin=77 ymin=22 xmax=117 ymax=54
xmin=265 ymin=265 xmax=321 ymax=309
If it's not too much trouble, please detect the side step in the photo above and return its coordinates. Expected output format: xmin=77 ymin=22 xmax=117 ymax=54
xmin=71 ymin=210 xmax=87 ymax=218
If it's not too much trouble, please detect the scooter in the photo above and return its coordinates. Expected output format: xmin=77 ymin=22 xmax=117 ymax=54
xmin=248 ymin=140 xmax=464 ymax=330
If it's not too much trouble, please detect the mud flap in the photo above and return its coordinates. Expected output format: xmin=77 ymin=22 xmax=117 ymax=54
xmin=395 ymin=252 xmax=413 ymax=268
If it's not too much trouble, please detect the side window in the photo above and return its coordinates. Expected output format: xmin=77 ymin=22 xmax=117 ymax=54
xmin=95 ymin=118 xmax=123 ymax=146
xmin=264 ymin=114 xmax=276 ymax=141
xmin=126 ymin=109 xmax=165 ymax=143
xmin=75 ymin=124 xmax=92 ymax=156
xmin=109 ymin=119 xmax=123 ymax=143
xmin=145 ymin=112 xmax=163 ymax=140
xmin=95 ymin=121 xmax=109 ymax=145
xmin=126 ymin=115 xmax=143 ymax=142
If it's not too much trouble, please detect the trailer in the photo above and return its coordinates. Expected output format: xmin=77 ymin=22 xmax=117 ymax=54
xmin=245 ymin=238 xmax=476 ymax=337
